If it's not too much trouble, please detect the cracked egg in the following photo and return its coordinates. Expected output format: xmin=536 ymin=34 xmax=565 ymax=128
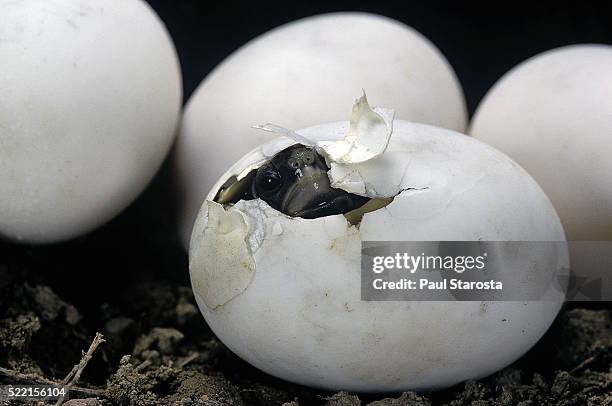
xmin=189 ymin=96 xmax=567 ymax=392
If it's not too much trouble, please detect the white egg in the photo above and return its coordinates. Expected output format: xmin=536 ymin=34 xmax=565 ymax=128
xmin=177 ymin=12 xmax=467 ymax=248
xmin=0 ymin=0 xmax=182 ymax=243
xmin=189 ymin=97 xmax=567 ymax=392
xmin=470 ymin=44 xmax=612 ymax=299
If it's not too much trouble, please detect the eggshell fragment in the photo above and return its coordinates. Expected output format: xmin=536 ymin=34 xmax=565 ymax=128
xmin=0 ymin=0 xmax=182 ymax=243
xmin=190 ymin=110 xmax=568 ymax=391
xmin=177 ymin=12 xmax=467 ymax=247
xmin=190 ymin=201 xmax=254 ymax=310
xmin=317 ymin=93 xmax=394 ymax=164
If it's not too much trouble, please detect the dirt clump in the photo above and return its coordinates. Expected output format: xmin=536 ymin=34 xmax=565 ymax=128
xmin=106 ymin=355 xmax=244 ymax=405
xmin=367 ymin=392 xmax=431 ymax=406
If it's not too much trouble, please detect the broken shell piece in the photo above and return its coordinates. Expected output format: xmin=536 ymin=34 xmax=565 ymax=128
xmin=255 ymin=94 xmax=394 ymax=165
xmin=317 ymin=93 xmax=394 ymax=164
xmin=189 ymin=201 xmax=255 ymax=309
xmin=190 ymin=109 xmax=568 ymax=392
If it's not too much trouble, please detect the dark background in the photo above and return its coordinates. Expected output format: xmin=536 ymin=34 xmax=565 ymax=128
xmin=1 ymin=0 xmax=611 ymax=316
xmin=149 ymin=0 xmax=612 ymax=113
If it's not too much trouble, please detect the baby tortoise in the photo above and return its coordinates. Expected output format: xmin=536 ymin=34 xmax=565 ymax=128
xmin=214 ymin=144 xmax=370 ymax=219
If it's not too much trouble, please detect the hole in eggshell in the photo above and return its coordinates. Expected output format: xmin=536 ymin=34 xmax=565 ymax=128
xmin=213 ymin=143 xmax=381 ymax=222
xmin=213 ymin=170 xmax=257 ymax=205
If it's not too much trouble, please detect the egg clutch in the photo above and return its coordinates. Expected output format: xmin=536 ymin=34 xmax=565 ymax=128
xmin=1 ymin=0 xmax=610 ymax=396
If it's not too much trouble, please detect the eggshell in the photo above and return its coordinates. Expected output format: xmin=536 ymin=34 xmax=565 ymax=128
xmin=177 ymin=12 xmax=467 ymax=247
xmin=470 ymin=44 xmax=612 ymax=298
xmin=0 ymin=0 xmax=182 ymax=243
xmin=190 ymin=118 xmax=567 ymax=392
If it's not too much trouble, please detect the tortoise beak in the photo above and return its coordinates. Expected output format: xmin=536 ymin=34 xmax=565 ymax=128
xmin=281 ymin=166 xmax=343 ymax=217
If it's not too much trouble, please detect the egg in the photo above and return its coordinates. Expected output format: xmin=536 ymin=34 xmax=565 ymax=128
xmin=189 ymin=96 xmax=567 ymax=392
xmin=470 ymin=44 xmax=612 ymax=299
xmin=177 ymin=12 xmax=467 ymax=248
xmin=0 ymin=0 xmax=182 ymax=243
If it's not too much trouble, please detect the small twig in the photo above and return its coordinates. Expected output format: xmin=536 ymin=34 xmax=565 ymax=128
xmin=54 ymin=332 xmax=106 ymax=406
xmin=175 ymin=352 xmax=200 ymax=369
xmin=68 ymin=333 xmax=105 ymax=386
xmin=0 ymin=366 xmax=105 ymax=398
xmin=570 ymin=349 xmax=602 ymax=375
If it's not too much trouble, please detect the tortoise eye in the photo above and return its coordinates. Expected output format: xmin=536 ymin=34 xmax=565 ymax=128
xmin=257 ymin=169 xmax=283 ymax=193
